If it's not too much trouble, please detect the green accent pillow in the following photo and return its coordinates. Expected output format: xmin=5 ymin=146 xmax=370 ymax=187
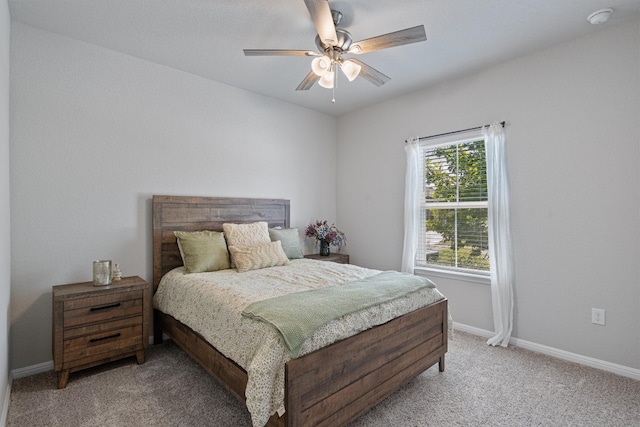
xmin=174 ymin=230 xmax=230 ymax=273
xmin=269 ymin=227 xmax=304 ymax=259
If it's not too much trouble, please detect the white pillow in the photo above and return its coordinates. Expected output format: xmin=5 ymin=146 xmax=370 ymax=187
xmin=223 ymin=221 xmax=271 ymax=267
xmin=228 ymin=241 xmax=290 ymax=273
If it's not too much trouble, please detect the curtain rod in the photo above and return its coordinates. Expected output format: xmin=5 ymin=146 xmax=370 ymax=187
xmin=407 ymin=121 xmax=506 ymax=143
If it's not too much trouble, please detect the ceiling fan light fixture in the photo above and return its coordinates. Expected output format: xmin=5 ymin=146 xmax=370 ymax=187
xmin=340 ymin=59 xmax=362 ymax=81
xmin=243 ymin=4 xmax=428 ymax=99
xmin=318 ymin=70 xmax=335 ymax=89
xmin=311 ymin=56 xmax=332 ymax=76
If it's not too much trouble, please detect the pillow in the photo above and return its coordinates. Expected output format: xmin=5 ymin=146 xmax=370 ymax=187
xmin=228 ymin=241 xmax=290 ymax=273
xmin=223 ymin=222 xmax=271 ymax=267
xmin=268 ymin=227 xmax=304 ymax=259
xmin=174 ymin=230 xmax=230 ymax=274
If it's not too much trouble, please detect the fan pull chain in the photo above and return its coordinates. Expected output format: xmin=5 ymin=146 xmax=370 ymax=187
xmin=332 ymin=63 xmax=337 ymax=103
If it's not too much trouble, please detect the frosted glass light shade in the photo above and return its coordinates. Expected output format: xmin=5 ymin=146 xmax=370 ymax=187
xmin=311 ymin=56 xmax=332 ymax=76
xmin=340 ymin=60 xmax=361 ymax=81
xmin=318 ymin=70 xmax=335 ymax=89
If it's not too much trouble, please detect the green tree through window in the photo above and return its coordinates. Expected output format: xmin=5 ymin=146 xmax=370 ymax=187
xmin=422 ymin=139 xmax=489 ymax=272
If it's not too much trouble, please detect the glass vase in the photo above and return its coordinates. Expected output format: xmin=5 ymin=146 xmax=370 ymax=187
xmin=320 ymin=240 xmax=330 ymax=256
xmin=93 ymin=260 xmax=112 ymax=286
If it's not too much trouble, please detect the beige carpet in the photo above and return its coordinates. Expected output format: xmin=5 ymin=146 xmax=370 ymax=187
xmin=7 ymin=331 xmax=640 ymax=426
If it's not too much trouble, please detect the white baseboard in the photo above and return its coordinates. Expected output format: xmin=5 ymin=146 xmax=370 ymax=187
xmin=453 ymin=322 xmax=640 ymax=381
xmin=1 ymin=376 xmax=10 ymax=427
xmin=11 ymin=360 xmax=53 ymax=380
xmin=453 ymin=322 xmax=495 ymax=339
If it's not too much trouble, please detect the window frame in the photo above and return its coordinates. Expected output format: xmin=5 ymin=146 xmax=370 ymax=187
xmin=412 ymin=129 xmax=491 ymax=285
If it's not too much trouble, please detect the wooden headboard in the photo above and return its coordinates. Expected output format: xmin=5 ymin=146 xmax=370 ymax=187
xmin=152 ymin=195 xmax=290 ymax=290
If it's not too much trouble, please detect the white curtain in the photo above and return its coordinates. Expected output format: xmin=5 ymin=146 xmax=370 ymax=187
xmin=401 ymin=137 xmax=420 ymax=274
xmin=484 ymin=122 xmax=515 ymax=347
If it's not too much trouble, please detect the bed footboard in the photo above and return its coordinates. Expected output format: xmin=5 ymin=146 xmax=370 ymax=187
xmin=156 ymin=298 xmax=447 ymax=427
xmin=285 ymin=299 xmax=447 ymax=427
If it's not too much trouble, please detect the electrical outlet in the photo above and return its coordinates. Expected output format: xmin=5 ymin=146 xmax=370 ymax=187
xmin=591 ymin=308 xmax=605 ymax=325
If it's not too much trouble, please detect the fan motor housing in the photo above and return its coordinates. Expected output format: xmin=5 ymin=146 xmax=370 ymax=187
xmin=316 ymin=28 xmax=353 ymax=52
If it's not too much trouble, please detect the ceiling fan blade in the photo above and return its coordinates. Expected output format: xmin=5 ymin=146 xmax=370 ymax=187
xmin=349 ymin=25 xmax=427 ymax=54
xmin=304 ymin=0 xmax=338 ymax=47
xmin=349 ymin=59 xmax=391 ymax=87
xmin=296 ymin=70 xmax=321 ymax=91
xmin=243 ymin=49 xmax=318 ymax=56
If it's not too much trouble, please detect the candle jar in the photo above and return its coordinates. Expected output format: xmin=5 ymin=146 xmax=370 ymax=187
xmin=93 ymin=260 xmax=113 ymax=286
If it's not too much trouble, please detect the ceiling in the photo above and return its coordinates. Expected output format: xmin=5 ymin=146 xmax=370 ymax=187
xmin=8 ymin=0 xmax=640 ymax=117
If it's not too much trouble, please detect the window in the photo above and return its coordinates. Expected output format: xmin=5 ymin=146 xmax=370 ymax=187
xmin=416 ymin=137 xmax=490 ymax=275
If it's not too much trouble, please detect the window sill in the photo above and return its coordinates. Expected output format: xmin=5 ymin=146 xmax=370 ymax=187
xmin=414 ymin=266 xmax=491 ymax=285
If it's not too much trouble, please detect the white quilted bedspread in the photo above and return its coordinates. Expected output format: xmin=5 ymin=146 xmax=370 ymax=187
xmin=153 ymin=259 xmax=446 ymax=427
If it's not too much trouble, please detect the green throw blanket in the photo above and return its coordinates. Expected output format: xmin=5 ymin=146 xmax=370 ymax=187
xmin=241 ymin=271 xmax=436 ymax=358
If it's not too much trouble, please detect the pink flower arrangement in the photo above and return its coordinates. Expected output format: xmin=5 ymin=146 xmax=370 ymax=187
xmin=305 ymin=220 xmax=346 ymax=249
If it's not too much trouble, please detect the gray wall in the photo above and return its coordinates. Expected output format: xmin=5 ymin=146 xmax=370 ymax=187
xmin=1 ymin=0 xmax=11 ymax=421
xmin=9 ymin=23 xmax=338 ymax=369
xmin=338 ymin=20 xmax=640 ymax=370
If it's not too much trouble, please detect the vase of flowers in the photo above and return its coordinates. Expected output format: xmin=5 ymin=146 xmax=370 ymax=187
xmin=305 ymin=220 xmax=346 ymax=256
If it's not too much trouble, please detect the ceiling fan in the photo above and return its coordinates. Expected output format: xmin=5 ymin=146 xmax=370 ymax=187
xmin=243 ymin=0 xmax=427 ymax=97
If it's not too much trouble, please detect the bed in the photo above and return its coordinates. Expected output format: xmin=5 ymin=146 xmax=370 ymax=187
xmin=152 ymin=195 xmax=448 ymax=427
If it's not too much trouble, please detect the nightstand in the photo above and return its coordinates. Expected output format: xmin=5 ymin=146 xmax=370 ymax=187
xmin=52 ymin=276 xmax=150 ymax=388
xmin=304 ymin=253 xmax=350 ymax=264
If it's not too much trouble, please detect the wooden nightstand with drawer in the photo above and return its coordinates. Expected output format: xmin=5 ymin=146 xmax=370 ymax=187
xmin=52 ymin=276 xmax=150 ymax=388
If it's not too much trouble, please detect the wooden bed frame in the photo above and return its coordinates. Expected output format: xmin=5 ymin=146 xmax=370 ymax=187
xmin=152 ymin=195 xmax=448 ymax=427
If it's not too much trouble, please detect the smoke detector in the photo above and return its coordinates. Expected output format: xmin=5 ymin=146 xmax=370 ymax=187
xmin=587 ymin=8 xmax=613 ymax=24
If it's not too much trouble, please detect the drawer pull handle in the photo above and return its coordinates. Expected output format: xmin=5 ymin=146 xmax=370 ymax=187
xmin=90 ymin=302 xmax=121 ymax=312
xmin=89 ymin=333 xmax=121 ymax=343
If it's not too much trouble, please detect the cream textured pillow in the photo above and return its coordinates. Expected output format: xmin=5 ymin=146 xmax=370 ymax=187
xmin=223 ymin=221 xmax=271 ymax=267
xmin=174 ymin=230 xmax=230 ymax=274
xmin=228 ymin=241 xmax=290 ymax=273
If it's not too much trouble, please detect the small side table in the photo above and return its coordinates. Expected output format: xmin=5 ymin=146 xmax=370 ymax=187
xmin=52 ymin=276 xmax=150 ymax=388
xmin=304 ymin=253 xmax=350 ymax=264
